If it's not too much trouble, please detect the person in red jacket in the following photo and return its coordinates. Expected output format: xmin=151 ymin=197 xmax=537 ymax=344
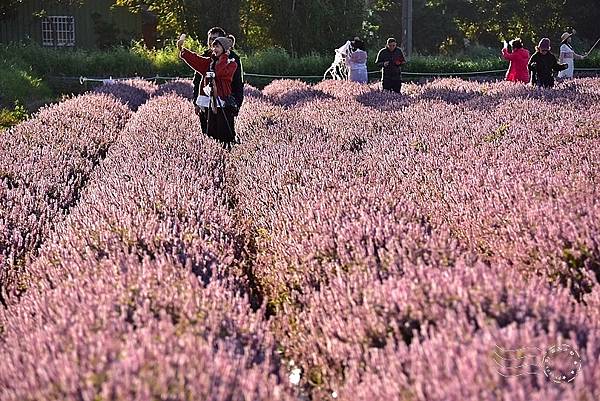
xmin=501 ymin=38 xmax=530 ymax=83
xmin=177 ymin=34 xmax=238 ymax=146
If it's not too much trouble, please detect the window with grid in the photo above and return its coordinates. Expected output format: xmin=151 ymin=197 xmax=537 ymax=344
xmin=42 ymin=16 xmax=75 ymax=47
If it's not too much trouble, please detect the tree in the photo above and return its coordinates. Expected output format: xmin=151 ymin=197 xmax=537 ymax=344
xmin=251 ymin=0 xmax=367 ymax=55
xmin=426 ymin=0 xmax=568 ymax=50
xmin=101 ymin=0 xmax=599 ymax=54
xmin=0 ymin=0 xmax=23 ymax=21
xmin=1 ymin=0 xmax=83 ymax=20
xmin=365 ymin=0 xmax=590 ymax=55
xmin=240 ymin=0 xmax=274 ymax=50
xmin=364 ymin=0 xmax=461 ymax=54
xmin=564 ymin=0 xmax=600 ymax=46
xmin=114 ymin=0 xmax=241 ymax=46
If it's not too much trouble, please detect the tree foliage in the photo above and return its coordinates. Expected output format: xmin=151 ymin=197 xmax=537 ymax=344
xmin=248 ymin=0 xmax=600 ymax=54
xmin=1 ymin=0 xmax=84 ymax=20
xmin=114 ymin=0 xmax=241 ymax=43
xmin=109 ymin=0 xmax=600 ymax=54
xmin=240 ymin=0 xmax=367 ymax=55
xmin=0 ymin=0 xmax=23 ymax=20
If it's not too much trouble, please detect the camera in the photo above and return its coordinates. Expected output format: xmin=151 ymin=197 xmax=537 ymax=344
xmin=205 ymin=71 xmax=215 ymax=81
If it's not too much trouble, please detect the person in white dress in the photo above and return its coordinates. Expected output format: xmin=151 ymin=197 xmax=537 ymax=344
xmin=345 ymin=38 xmax=368 ymax=83
xmin=558 ymin=31 xmax=588 ymax=79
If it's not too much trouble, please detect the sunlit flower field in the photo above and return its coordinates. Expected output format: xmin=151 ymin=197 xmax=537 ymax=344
xmin=1 ymin=77 xmax=599 ymax=401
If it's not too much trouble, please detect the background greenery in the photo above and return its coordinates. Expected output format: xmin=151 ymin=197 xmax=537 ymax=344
xmin=4 ymin=0 xmax=599 ymax=55
xmin=113 ymin=0 xmax=600 ymax=56
xmin=2 ymin=40 xmax=599 ymax=129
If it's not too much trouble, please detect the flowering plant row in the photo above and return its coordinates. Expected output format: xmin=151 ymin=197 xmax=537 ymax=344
xmin=0 ymin=90 xmax=294 ymax=400
xmin=1 ymin=78 xmax=599 ymax=400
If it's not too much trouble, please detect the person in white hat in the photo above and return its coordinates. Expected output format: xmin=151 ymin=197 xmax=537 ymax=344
xmin=558 ymin=30 xmax=588 ymax=79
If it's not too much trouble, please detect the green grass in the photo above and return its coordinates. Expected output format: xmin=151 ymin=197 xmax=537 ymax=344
xmin=0 ymin=58 xmax=51 ymax=129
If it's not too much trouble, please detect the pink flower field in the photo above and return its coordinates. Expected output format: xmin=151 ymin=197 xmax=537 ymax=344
xmin=0 ymin=77 xmax=599 ymax=401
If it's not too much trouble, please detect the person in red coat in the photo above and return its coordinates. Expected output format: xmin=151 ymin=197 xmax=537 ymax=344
xmin=501 ymin=38 xmax=530 ymax=83
xmin=177 ymin=34 xmax=238 ymax=146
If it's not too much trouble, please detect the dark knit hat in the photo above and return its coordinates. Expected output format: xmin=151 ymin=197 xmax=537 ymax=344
xmin=212 ymin=36 xmax=233 ymax=51
xmin=538 ymin=38 xmax=551 ymax=51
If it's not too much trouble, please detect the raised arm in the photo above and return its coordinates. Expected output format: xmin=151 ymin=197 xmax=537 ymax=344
xmin=502 ymin=48 xmax=518 ymax=61
xmin=180 ymin=48 xmax=211 ymax=75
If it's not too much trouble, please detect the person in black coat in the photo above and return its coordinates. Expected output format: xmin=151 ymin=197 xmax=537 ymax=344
xmin=375 ymin=37 xmax=406 ymax=93
xmin=192 ymin=27 xmax=244 ymax=135
xmin=528 ymin=38 xmax=568 ymax=88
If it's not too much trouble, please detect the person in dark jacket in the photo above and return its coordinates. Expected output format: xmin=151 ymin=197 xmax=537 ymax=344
xmin=179 ymin=35 xmax=238 ymax=146
xmin=528 ymin=38 xmax=568 ymax=88
xmin=375 ymin=37 xmax=406 ymax=93
xmin=192 ymin=27 xmax=244 ymax=136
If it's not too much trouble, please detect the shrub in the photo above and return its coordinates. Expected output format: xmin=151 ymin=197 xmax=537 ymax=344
xmin=1 ymin=77 xmax=600 ymax=401
xmin=0 ymin=61 xmax=52 ymax=108
xmin=0 ymin=102 xmax=28 ymax=129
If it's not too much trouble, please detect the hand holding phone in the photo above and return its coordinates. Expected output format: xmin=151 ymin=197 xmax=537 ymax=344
xmin=177 ymin=34 xmax=186 ymax=50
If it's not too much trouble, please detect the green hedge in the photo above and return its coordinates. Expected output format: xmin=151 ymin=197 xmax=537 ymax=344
xmin=0 ymin=102 xmax=28 ymax=129
xmin=3 ymin=42 xmax=599 ymax=81
xmin=0 ymin=60 xmax=52 ymax=108
xmin=0 ymin=39 xmax=209 ymax=79
xmin=0 ymin=43 xmax=155 ymax=78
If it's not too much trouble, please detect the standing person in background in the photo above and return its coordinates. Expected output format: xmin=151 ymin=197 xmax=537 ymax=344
xmin=528 ymin=38 xmax=568 ymax=88
xmin=375 ymin=38 xmax=406 ymax=93
xmin=140 ymin=4 xmax=157 ymax=49
xmin=345 ymin=37 xmax=368 ymax=83
xmin=501 ymin=38 xmax=530 ymax=83
xmin=557 ymin=31 xmax=588 ymax=79
xmin=179 ymin=35 xmax=238 ymax=147
xmin=192 ymin=27 xmax=244 ymax=136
